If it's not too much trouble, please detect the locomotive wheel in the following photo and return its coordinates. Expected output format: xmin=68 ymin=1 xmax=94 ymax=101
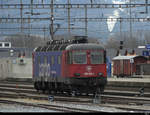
xmin=86 ymin=93 xmax=89 ymax=96
xmin=37 ymin=81 xmax=42 ymax=90
xmin=97 ymin=88 xmax=101 ymax=94
xmin=100 ymin=86 xmax=104 ymax=94
xmin=48 ymin=83 xmax=52 ymax=94
xmin=76 ymin=91 xmax=81 ymax=96
xmin=66 ymin=90 xmax=72 ymax=96
xmin=41 ymin=81 xmax=46 ymax=93
xmin=51 ymin=90 xmax=56 ymax=95
xmin=34 ymin=82 xmax=39 ymax=91
xmin=71 ymin=91 xmax=76 ymax=97
xmin=48 ymin=90 xmax=52 ymax=94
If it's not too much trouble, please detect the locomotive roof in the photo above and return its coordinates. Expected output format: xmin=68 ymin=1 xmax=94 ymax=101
xmin=34 ymin=43 xmax=104 ymax=52
xmin=34 ymin=37 xmax=90 ymax=52
xmin=66 ymin=43 xmax=104 ymax=50
xmin=34 ymin=36 xmax=104 ymax=52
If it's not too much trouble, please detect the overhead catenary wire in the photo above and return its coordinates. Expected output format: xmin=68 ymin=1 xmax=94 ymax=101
xmin=0 ymin=0 xmax=149 ymax=39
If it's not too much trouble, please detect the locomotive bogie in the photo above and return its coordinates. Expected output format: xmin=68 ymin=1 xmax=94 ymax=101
xmin=33 ymin=77 xmax=106 ymax=94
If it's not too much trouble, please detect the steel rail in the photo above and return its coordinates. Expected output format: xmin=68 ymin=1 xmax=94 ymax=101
xmin=0 ymin=81 xmax=150 ymax=98
xmin=0 ymin=90 xmax=150 ymax=112
xmin=0 ymin=99 xmax=95 ymax=112
xmin=1 ymin=83 xmax=150 ymax=104
xmin=0 ymin=81 xmax=150 ymax=111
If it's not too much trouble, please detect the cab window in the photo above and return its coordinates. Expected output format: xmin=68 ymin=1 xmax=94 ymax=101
xmin=73 ymin=51 xmax=87 ymax=64
xmin=90 ymin=51 xmax=104 ymax=64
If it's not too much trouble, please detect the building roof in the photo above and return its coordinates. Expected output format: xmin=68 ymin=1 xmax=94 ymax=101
xmin=112 ymin=55 xmax=138 ymax=60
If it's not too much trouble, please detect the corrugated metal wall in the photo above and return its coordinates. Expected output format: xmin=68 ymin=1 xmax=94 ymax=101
xmin=0 ymin=58 xmax=32 ymax=80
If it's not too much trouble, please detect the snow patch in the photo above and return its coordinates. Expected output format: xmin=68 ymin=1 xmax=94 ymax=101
xmin=112 ymin=0 xmax=129 ymax=4
xmin=107 ymin=0 xmax=128 ymax=32
xmin=107 ymin=10 xmax=119 ymax=32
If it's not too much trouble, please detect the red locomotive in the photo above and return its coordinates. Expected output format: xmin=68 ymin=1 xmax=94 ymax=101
xmin=32 ymin=36 xmax=107 ymax=95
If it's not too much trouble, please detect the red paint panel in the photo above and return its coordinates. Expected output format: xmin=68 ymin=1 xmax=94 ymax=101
xmin=67 ymin=64 xmax=107 ymax=78
xmin=61 ymin=50 xmax=106 ymax=78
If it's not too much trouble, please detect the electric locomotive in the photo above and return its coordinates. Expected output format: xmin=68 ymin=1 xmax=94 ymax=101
xmin=32 ymin=36 xmax=107 ymax=95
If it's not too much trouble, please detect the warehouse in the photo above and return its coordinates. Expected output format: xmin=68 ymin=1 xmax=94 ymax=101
xmin=112 ymin=55 xmax=147 ymax=77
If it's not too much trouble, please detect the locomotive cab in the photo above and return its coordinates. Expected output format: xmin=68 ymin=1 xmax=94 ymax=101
xmin=62 ymin=44 xmax=107 ymax=93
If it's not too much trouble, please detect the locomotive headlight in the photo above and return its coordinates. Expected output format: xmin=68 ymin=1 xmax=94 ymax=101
xmin=74 ymin=73 xmax=80 ymax=76
xmin=98 ymin=72 xmax=103 ymax=76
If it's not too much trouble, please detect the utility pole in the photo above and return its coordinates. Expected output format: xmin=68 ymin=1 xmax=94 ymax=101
xmin=31 ymin=0 xmax=33 ymax=15
xmin=20 ymin=0 xmax=26 ymax=53
xmin=50 ymin=0 xmax=54 ymax=40
xmin=85 ymin=5 xmax=88 ymax=36
xmin=67 ymin=0 xmax=71 ymax=35
xmin=28 ymin=15 xmax=30 ymax=37
xmin=43 ymin=26 xmax=46 ymax=41
xmin=120 ymin=17 xmax=122 ymax=39
xmin=20 ymin=0 xmax=23 ymax=33
xmin=146 ymin=0 xmax=148 ymax=14
xmin=129 ymin=0 xmax=132 ymax=40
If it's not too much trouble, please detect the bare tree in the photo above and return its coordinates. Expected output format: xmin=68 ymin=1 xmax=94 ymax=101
xmin=4 ymin=33 xmax=48 ymax=48
xmin=144 ymin=31 xmax=150 ymax=44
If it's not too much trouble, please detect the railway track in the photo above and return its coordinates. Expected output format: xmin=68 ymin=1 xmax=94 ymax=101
xmin=0 ymin=81 xmax=150 ymax=98
xmin=1 ymin=88 xmax=150 ymax=107
xmin=0 ymin=80 xmax=150 ymax=112
xmin=0 ymin=99 xmax=97 ymax=112
xmin=0 ymin=81 xmax=102 ymax=112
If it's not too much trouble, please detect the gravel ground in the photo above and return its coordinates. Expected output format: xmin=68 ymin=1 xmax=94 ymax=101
xmin=0 ymin=98 xmax=128 ymax=113
xmin=46 ymin=102 xmax=128 ymax=112
xmin=108 ymin=78 xmax=150 ymax=83
xmin=0 ymin=103 xmax=127 ymax=113
xmin=0 ymin=103 xmax=58 ymax=112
